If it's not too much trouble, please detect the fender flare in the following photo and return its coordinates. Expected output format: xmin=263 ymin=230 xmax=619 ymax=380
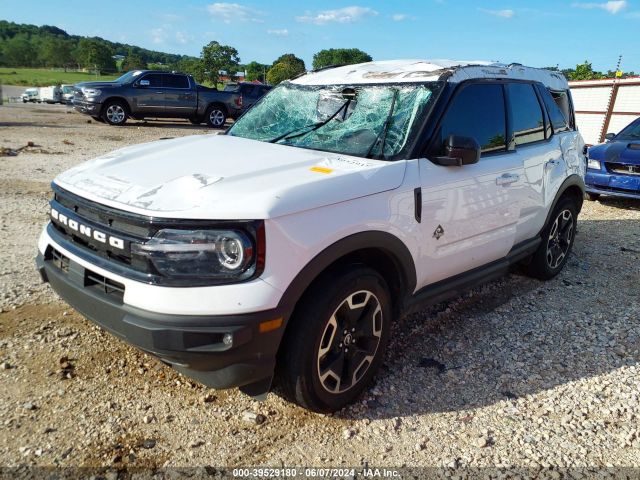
xmin=541 ymin=174 xmax=585 ymax=233
xmin=276 ymin=230 xmax=417 ymax=314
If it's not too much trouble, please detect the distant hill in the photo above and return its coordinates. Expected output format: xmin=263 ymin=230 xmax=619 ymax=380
xmin=0 ymin=20 xmax=197 ymax=71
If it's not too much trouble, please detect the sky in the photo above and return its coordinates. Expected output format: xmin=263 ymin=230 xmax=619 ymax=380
xmin=1 ymin=0 xmax=638 ymax=72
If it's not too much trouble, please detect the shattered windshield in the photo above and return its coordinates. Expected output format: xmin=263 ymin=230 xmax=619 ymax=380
xmin=228 ymin=82 xmax=440 ymax=160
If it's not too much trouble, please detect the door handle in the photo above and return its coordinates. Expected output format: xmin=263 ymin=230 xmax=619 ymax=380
xmin=155 ymin=91 xmax=164 ymax=94
xmin=496 ymin=173 xmax=520 ymax=186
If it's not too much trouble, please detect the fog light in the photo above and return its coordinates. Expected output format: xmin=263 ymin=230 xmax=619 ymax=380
xmin=222 ymin=333 xmax=233 ymax=346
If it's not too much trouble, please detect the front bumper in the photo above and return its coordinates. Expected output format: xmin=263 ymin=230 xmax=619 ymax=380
xmin=585 ymin=170 xmax=640 ymax=199
xmin=36 ymin=250 xmax=285 ymax=392
xmin=73 ymin=99 xmax=102 ymax=115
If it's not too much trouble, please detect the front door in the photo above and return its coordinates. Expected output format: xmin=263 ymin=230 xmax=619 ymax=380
xmin=417 ymin=82 xmax=522 ymax=287
xmin=134 ymin=73 xmax=165 ymax=113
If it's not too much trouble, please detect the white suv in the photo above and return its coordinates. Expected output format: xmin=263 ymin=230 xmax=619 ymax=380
xmin=37 ymin=60 xmax=586 ymax=412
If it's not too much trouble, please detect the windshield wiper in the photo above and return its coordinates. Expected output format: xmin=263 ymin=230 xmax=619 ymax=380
xmin=366 ymin=89 xmax=399 ymax=159
xmin=268 ymin=99 xmax=351 ymax=143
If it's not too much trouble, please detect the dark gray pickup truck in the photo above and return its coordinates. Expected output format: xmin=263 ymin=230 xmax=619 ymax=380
xmin=72 ymin=70 xmax=243 ymax=128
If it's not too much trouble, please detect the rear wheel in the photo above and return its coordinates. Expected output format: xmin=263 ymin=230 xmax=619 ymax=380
xmin=523 ymin=196 xmax=578 ymax=280
xmin=277 ymin=266 xmax=391 ymax=412
xmin=102 ymin=100 xmax=128 ymax=126
xmin=585 ymin=192 xmax=600 ymax=201
xmin=205 ymin=105 xmax=227 ymax=128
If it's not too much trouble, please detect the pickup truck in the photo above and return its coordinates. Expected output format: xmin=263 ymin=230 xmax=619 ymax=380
xmin=72 ymin=70 xmax=243 ymax=128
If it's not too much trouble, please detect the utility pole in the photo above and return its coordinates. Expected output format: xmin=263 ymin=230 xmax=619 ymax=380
xmin=599 ymin=55 xmax=623 ymax=143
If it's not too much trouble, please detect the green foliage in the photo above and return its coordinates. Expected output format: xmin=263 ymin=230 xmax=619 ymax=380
xmin=0 ymin=67 xmax=118 ymax=86
xmin=567 ymin=61 xmax=602 ymax=81
xmin=267 ymin=54 xmax=305 ymax=85
xmin=121 ymin=53 xmax=147 ymax=72
xmin=201 ymin=41 xmax=240 ymax=85
xmin=245 ymin=61 xmax=268 ymax=82
xmin=39 ymin=37 xmax=75 ymax=69
xmin=2 ymin=34 xmax=37 ymax=67
xmin=175 ymin=57 xmax=205 ymax=83
xmin=312 ymin=48 xmax=372 ymax=70
xmin=74 ymin=38 xmax=115 ymax=71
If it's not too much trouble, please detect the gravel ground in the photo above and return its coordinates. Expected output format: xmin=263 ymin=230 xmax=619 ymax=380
xmin=1 ymin=102 xmax=639 ymax=476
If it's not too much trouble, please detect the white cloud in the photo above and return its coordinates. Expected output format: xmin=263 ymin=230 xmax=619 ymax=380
xmin=296 ymin=6 xmax=378 ymax=25
xmin=572 ymin=0 xmax=627 ymax=14
xmin=207 ymin=3 xmax=264 ymax=24
xmin=175 ymin=31 xmax=191 ymax=44
xmin=392 ymin=13 xmax=408 ymax=21
xmin=267 ymin=28 xmax=289 ymax=36
xmin=159 ymin=13 xmax=183 ymax=22
xmin=150 ymin=27 xmax=166 ymax=44
xmin=479 ymin=8 xmax=515 ymax=18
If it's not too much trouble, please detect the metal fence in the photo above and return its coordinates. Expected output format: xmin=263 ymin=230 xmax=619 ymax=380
xmin=570 ymin=77 xmax=640 ymax=145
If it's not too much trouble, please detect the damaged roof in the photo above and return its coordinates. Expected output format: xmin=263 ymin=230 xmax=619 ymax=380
xmin=292 ymin=59 xmax=569 ymax=91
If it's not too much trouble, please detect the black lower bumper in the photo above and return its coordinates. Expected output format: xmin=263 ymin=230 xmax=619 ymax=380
xmin=36 ymin=251 xmax=285 ymax=393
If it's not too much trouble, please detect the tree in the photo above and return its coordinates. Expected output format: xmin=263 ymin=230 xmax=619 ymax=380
xmin=245 ymin=61 xmax=268 ymax=82
xmin=74 ymin=38 xmax=116 ymax=72
xmin=568 ymin=61 xmax=602 ymax=81
xmin=121 ymin=53 xmax=147 ymax=71
xmin=266 ymin=62 xmax=300 ymax=85
xmin=2 ymin=34 xmax=37 ymax=66
xmin=39 ymin=37 xmax=75 ymax=69
xmin=272 ymin=53 xmax=305 ymax=73
xmin=312 ymin=48 xmax=372 ymax=70
xmin=176 ymin=57 xmax=205 ymax=83
xmin=200 ymin=41 xmax=240 ymax=84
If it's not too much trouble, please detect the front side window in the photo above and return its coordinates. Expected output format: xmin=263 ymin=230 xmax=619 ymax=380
xmin=433 ymin=83 xmax=507 ymax=155
xmin=506 ymin=83 xmax=545 ymax=146
xmin=139 ymin=73 xmax=163 ymax=87
xmin=228 ymin=82 xmax=440 ymax=160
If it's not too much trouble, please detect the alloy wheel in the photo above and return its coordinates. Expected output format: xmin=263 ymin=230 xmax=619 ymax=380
xmin=209 ymin=110 xmax=225 ymax=127
xmin=546 ymin=209 xmax=574 ymax=269
xmin=316 ymin=290 xmax=383 ymax=394
xmin=106 ymin=104 xmax=125 ymax=124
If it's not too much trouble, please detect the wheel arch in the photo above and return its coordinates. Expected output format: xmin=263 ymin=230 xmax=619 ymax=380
xmin=542 ymin=174 xmax=585 ymax=234
xmin=277 ymin=231 xmax=417 ymax=323
xmin=206 ymin=101 xmax=229 ymax=116
xmin=100 ymin=96 xmax=131 ymax=115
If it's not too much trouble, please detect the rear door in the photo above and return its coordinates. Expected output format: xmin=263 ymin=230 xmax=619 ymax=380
xmin=163 ymin=74 xmax=197 ymax=116
xmin=134 ymin=73 xmax=165 ymax=113
xmin=418 ymin=82 xmax=522 ymax=285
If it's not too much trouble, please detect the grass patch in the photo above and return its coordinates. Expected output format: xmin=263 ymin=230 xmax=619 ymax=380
xmin=0 ymin=68 xmax=119 ymax=86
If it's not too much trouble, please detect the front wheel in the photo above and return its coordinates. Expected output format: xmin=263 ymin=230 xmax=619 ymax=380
xmin=523 ymin=197 xmax=578 ymax=280
xmin=102 ymin=100 xmax=128 ymax=126
xmin=276 ymin=266 xmax=391 ymax=412
xmin=205 ymin=105 xmax=227 ymax=128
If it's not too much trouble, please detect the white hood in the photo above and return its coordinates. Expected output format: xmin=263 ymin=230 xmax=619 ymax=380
xmin=54 ymin=134 xmax=407 ymax=219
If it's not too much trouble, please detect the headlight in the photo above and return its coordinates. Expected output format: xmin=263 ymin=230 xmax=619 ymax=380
xmin=82 ymin=88 xmax=101 ymax=97
xmin=587 ymin=158 xmax=601 ymax=170
xmin=131 ymin=227 xmax=264 ymax=282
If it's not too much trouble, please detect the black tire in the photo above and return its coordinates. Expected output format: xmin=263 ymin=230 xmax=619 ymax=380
xmin=276 ymin=266 xmax=392 ymax=412
xmin=205 ymin=104 xmax=227 ymax=128
xmin=101 ymin=100 xmax=128 ymax=126
xmin=585 ymin=192 xmax=600 ymax=201
xmin=523 ymin=196 xmax=578 ymax=280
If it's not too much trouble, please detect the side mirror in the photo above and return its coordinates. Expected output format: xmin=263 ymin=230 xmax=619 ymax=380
xmin=604 ymin=132 xmax=616 ymax=141
xmin=137 ymin=79 xmax=150 ymax=87
xmin=433 ymin=135 xmax=480 ymax=166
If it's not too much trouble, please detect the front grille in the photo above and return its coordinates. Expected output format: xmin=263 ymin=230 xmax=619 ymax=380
xmin=606 ymin=163 xmax=640 ymax=176
xmin=85 ymin=270 xmax=125 ymax=301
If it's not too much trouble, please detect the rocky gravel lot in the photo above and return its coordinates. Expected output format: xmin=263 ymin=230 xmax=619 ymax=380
xmin=1 ymin=102 xmax=639 ymax=477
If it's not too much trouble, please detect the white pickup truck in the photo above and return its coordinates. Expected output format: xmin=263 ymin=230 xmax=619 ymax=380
xmin=37 ymin=59 xmax=586 ymax=412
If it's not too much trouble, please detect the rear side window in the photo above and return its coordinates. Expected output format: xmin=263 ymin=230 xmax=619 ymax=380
xmin=550 ymin=90 xmax=573 ymax=129
xmin=139 ymin=73 xmax=163 ymax=87
xmin=539 ymin=87 xmax=569 ymax=133
xmin=433 ymin=83 xmax=507 ymax=155
xmin=506 ymin=83 xmax=545 ymax=146
xmin=164 ymin=74 xmax=190 ymax=89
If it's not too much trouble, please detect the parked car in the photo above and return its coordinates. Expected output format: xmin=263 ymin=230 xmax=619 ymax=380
xmin=37 ymin=60 xmax=585 ymax=412
xmin=60 ymin=84 xmax=75 ymax=104
xmin=21 ymin=88 xmax=40 ymax=103
xmin=585 ymin=117 xmax=640 ymax=200
xmin=39 ymin=86 xmax=62 ymax=104
xmin=72 ymin=70 xmax=242 ymax=128
xmin=223 ymin=82 xmax=272 ymax=110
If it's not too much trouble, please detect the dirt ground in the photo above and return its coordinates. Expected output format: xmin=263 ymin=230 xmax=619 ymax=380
xmin=1 ymin=102 xmax=639 ymax=477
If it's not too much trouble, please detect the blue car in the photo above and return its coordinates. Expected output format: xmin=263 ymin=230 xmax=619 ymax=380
xmin=585 ymin=117 xmax=640 ymax=201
